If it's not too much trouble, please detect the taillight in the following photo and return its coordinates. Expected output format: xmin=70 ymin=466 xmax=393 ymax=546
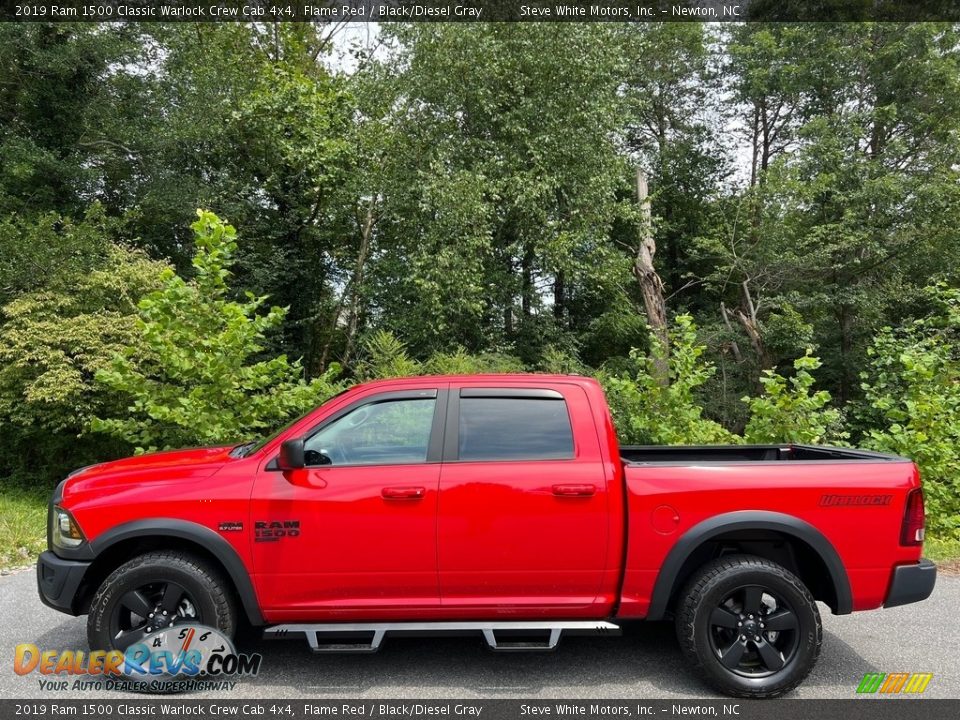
xmin=900 ymin=488 xmax=925 ymax=546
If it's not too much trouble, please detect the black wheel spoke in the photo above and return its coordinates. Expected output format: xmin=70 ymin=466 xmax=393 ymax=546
xmin=159 ymin=582 xmax=185 ymax=614
xmin=710 ymin=606 xmax=740 ymax=629
xmin=764 ymin=608 xmax=798 ymax=632
xmin=743 ymin=586 xmax=763 ymax=615
xmin=113 ymin=627 xmax=147 ymax=651
xmin=120 ymin=590 xmax=152 ymax=618
xmin=719 ymin=639 xmax=747 ymax=669
xmin=755 ymin=639 xmax=785 ymax=671
xmin=698 ymin=567 xmax=809 ymax=683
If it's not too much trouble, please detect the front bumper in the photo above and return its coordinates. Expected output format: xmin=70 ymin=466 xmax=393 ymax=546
xmin=37 ymin=550 xmax=90 ymax=615
xmin=884 ymin=558 xmax=937 ymax=608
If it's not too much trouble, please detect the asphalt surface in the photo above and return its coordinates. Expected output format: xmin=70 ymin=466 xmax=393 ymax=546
xmin=0 ymin=567 xmax=957 ymax=700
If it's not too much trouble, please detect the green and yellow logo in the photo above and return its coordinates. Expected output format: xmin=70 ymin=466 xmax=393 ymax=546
xmin=857 ymin=672 xmax=933 ymax=694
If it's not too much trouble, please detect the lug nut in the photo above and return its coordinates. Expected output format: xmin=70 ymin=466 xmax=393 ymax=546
xmin=760 ymin=623 xmax=765 ymax=628
xmin=748 ymin=614 xmax=754 ymax=619
xmin=162 ymin=610 xmax=168 ymax=616
xmin=755 ymin=636 xmax=761 ymax=642
xmin=737 ymin=621 xmax=742 ymax=627
xmin=148 ymin=613 xmax=154 ymax=618
xmin=739 ymin=635 xmax=745 ymax=641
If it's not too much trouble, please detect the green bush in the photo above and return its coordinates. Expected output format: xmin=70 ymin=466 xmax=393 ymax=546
xmin=600 ymin=315 xmax=740 ymax=445
xmin=355 ymin=330 xmax=422 ymax=381
xmin=743 ymin=353 xmax=847 ymax=445
xmin=424 ymin=347 xmax=526 ymax=375
xmin=860 ymin=286 xmax=960 ymax=536
xmin=92 ymin=210 xmax=343 ymax=452
xmin=0 ymin=209 xmax=165 ymax=485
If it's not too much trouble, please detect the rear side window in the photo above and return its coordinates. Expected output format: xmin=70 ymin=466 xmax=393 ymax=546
xmin=458 ymin=397 xmax=574 ymax=461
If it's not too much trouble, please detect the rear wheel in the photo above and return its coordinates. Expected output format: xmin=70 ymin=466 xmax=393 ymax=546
xmin=675 ymin=554 xmax=821 ymax=698
xmin=87 ymin=551 xmax=236 ymax=652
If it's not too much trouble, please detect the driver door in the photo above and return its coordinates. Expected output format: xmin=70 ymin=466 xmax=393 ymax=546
xmin=250 ymin=386 xmax=446 ymax=620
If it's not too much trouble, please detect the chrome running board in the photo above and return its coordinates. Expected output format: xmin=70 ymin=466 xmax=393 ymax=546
xmin=264 ymin=620 xmax=620 ymax=653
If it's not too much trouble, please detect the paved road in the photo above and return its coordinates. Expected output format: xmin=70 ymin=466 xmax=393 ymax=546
xmin=1 ymin=568 xmax=956 ymax=699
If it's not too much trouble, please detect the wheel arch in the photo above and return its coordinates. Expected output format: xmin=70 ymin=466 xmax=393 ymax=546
xmin=646 ymin=511 xmax=852 ymax=620
xmin=78 ymin=519 xmax=263 ymax=626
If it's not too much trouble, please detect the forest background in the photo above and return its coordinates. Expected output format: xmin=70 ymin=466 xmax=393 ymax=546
xmin=2 ymin=22 xmax=960 ymax=567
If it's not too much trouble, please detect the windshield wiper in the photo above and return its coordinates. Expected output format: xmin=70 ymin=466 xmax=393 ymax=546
xmin=230 ymin=441 xmax=257 ymax=458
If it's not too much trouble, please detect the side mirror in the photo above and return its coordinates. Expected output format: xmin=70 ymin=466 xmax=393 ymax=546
xmin=277 ymin=438 xmax=306 ymax=470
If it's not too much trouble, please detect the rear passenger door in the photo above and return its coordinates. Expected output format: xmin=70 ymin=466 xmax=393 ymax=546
xmin=437 ymin=384 xmax=610 ymax=614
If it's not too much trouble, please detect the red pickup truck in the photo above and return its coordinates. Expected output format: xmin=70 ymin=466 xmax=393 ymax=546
xmin=38 ymin=375 xmax=935 ymax=697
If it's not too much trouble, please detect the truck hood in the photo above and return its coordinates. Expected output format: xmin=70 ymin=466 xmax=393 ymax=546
xmin=63 ymin=445 xmax=236 ymax=499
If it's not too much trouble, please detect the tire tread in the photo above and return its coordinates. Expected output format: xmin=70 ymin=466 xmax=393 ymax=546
xmin=87 ymin=550 xmax=236 ymax=651
xmin=675 ymin=553 xmax=822 ymax=698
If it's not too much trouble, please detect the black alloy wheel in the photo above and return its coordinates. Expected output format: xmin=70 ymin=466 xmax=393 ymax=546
xmin=109 ymin=580 xmax=201 ymax=651
xmin=707 ymin=584 xmax=801 ymax=677
xmin=87 ymin=550 xmax=236 ymax=653
xmin=675 ymin=554 xmax=822 ymax=698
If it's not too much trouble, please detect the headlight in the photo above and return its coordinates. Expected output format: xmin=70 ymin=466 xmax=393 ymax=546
xmin=51 ymin=507 xmax=86 ymax=549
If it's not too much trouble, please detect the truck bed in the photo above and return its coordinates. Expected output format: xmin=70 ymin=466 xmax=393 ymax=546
xmin=621 ymin=443 xmax=906 ymax=464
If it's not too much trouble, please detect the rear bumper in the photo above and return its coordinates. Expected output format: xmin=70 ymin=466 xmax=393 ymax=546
xmin=884 ymin=558 xmax=937 ymax=608
xmin=37 ymin=550 xmax=90 ymax=616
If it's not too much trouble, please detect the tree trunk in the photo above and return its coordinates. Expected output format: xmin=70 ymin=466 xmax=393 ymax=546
xmin=632 ymin=169 xmax=669 ymax=383
xmin=732 ymin=280 xmax=770 ymax=371
xmin=749 ymin=103 xmax=760 ymax=187
xmin=521 ymin=244 xmax=534 ymax=317
xmin=553 ymin=270 xmax=566 ymax=324
xmin=340 ymin=200 xmax=376 ymax=368
xmin=838 ymin=300 xmax=853 ymax=404
xmin=719 ymin=302 xmax=744 ymax=363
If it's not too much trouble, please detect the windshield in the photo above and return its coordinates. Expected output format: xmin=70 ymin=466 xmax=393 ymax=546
xmin=233 ymin=388 xmax=351 ymax=458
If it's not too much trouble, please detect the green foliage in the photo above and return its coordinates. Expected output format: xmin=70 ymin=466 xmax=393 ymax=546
xmin=0 ymin=210 xmax=163 ymax=484
xmin=366 ymin=24 xmax=634 ymax=359
xmin=4 ymin=24 xmax=960 ymax=535
xmin=536 ymin=346 xmax=586 ymax=375
xmin=0 ymin=245 xmax=164 ymax=434
xmin=0 ymin=24 xmax=137 ymax=216
xmin=92 ymin=211 xmax=343 ymax=452
xmin=742 ymin=353 xmax=846 ymax=444
xmin=601 ymin=316 xmax=740 ymax=445
xmin=356 ymin=332 xmax=527 ymax=379
xmin=0 ymin=205 xmax=126 ymax=305
xmin=860 ymin=286 xmax=960 ymax=536
xmin=355 ymin=330 xmax=422 ymax=381
xmin=424 ymin=347 xmax=526 ymax=376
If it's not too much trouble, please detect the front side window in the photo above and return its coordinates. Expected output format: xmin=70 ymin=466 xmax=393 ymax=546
xmin=458 ymin=397 xmax=574 ymax=462
xmin=304 ymin=398 xmax=436 ymax=467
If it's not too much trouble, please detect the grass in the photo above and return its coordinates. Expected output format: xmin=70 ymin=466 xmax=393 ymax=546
xmin=0 ymin=486 xmax=47 ymax=570
xmin=925 ymin=533 xmax=960 ymax=569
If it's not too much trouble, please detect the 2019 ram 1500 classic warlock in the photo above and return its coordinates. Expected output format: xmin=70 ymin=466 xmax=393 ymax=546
xmin=38 ymin=375 xmax=936 ymax=697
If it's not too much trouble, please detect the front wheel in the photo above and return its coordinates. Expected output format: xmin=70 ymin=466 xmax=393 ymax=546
xmin=675 ymin=554 xmax=822 ymax=698
xmin=87 ymin=550 xmax=236 ymax=652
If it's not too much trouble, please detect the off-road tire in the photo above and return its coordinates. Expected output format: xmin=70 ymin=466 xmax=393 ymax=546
xmin=675 ymin=554 xmax=822 ymax=698
xmin=87 ymin=550 xmax=236 ymax=652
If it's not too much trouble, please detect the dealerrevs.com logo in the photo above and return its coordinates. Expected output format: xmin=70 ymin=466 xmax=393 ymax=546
xmin=14 ymin=625 xmax=262 ymax=693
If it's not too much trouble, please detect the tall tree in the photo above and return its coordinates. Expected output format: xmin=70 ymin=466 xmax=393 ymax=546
xmin=355 ymin=24 xmax=637 ymax=363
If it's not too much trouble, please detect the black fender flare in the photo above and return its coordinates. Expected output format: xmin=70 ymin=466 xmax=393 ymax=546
xmin=89 ymin=518 xmax=264 ymax=626
xmin=645 ymin=510 xmax=852 ymax=620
